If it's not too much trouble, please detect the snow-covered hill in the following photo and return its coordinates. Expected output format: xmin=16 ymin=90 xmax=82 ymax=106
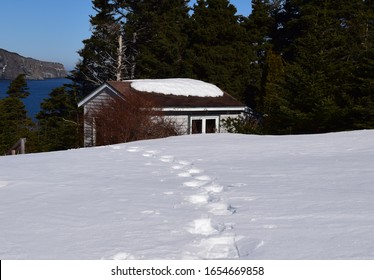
xmin=0 ymin=130 xmax=373 ymax=259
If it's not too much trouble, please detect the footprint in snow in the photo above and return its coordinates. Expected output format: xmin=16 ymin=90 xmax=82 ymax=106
xmin=184 ymin=234 xmax=239 ymax=259
xmin=204 ymin=184 xmax=224 ymax=193
xmin=176 ymin=168 xmax=205 ymax=180
xmin=178 ymin=172 xmax=192 ymax=178
xmin=186 ymin=193 xmax=212 ymax=205
xmin=207 ymin=202 xmax=237 ymax=216
xmin=183 ymin=180 xmax=209 ymax=188
xmin=141 ymin=210 xmax=160 ymax=215
xmin=177 ymin=160 xmax=191 ymax=166
xmin=127 ymin=147 xmax=141 ymax=152
xmin=172 ymin=165 xmax=184 ymax=170
xmin=195 ymin=175 xmax=212 ymax=181
xmin=233 ymin=238 xmax=265 ymax=258
xmin=171 ymin=161 xmax=191 ymax=170
xmin=188 ymin=168 xmax=203 ymax=175
xmin=159 ymin=155 xmax=174 ymax=163
xmin=228 ymin=183 xmax=247 ymax=188
xmin=0 ymin=181 xmax=9 ymax=188
xmin=142 ymin=153 xmax=153 ymax=157
xmin=111 ymin=252 xmax=137 ymax=260
xmin=111 ymin=145 xmax=122 ymax=150
xmin=187 ymin=218 xmax=218 ymax=236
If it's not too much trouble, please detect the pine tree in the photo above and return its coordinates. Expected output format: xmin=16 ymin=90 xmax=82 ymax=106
xmin=125 ymin=0 xmax=190 ymax=78
xmin=272 ymin=0 xmax=303 ymax=60
xmin=242 ymin=0 xmax=276 ymax=108
xmin=279 ymin=0 xmax=373 ymax=133
xmin=6 ymin=74 xmax=30 ymax=99
xmin=71 ymin=0 xmax=134 ymax=96
xmin=186 ymin=0 xmax=254 ymax=98
xmin=0 ymin=74 xmax=33 ymax=154
xmin=36 ymin=86 xmax=81 ymax=152
xmin=344 ymin=0 xmax=374 ymax=129
xmin=260 ymin=49 xmax=293 ymax=133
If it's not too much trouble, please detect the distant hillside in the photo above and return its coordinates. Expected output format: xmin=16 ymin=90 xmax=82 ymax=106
xmin=0 ymin=48 xmax=67 ymax=80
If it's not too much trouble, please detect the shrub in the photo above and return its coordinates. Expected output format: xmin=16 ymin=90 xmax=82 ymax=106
xmin=87 ymin=94 xmax=181 ymax=146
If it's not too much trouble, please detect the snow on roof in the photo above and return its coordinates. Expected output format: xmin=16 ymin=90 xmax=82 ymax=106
xmin=130 ymin=78 xmax=224 ymax=97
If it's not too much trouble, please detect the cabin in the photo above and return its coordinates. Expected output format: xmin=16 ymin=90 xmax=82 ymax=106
xmin=78 ymin=78 xmax=247 ymax=147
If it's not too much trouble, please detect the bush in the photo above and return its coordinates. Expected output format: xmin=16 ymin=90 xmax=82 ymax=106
xmin=222 ymin=115 xmax=262 ymax=135
xmin=87 ymin=94 xmax=181 ymax=146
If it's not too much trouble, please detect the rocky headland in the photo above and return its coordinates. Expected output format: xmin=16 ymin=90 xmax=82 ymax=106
xmin=0 ymin=48 xmax=67 ymax=80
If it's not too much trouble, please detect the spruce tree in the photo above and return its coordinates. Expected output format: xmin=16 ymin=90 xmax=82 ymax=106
xmin=0 ymin=74 xmax=33 ymax=154
xmin=186 ymin=0 xmax=254 ymax=98
xmin=260 ymin=49 xmax=293 ymax=133
xmin=243 ymin=0 xmax=276 ymax=108
xmin=36 ymin=86 xmax=81 ymax=151
xmin=344 ymin=0 xmax=374 ymax=129
xmin=71 ymin=0 xmax=133 ymax=96
xmin=125 ymin=0 xmax=190 ymax=78
xmin=280 ymin=0 xmax=372 ymax=133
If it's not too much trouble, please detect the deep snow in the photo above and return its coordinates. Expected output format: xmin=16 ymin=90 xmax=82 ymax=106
xmin=0 ymin=130 xmax=373 ymax=259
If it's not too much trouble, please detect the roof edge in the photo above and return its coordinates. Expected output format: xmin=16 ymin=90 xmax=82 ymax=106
xmin=162 ymin=106 xmax=246 ymax=112
xmin=77 ymin=82 xmax=121 ymax=107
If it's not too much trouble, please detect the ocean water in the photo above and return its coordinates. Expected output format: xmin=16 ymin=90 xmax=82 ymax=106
xmin=0 ymin=78 xmax=70 ymax=119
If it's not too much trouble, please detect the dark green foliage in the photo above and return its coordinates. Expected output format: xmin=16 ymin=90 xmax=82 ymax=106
xmin=242 ymin=0 xmax=279 ymax=111
xmin=222 ymin=115 xmax=263 ymax=134
xmin=71 ymin=0 xmax=374 ymax=136
xmin=276 ymin=0 xmax=374 ymax=133
xmin=186 ymin=0 xmax=254 ymax=98
xmin=71 ymin=0 xmax=133 ymax=96
xmin=6 ymin=74 xmax=30 ymax=99
xmin=245 ymin=0 xmax=374 ymax=134
xmin=0 ymin=74 xmax=33 ymax=154
xmin=36 ymin=86 xmax=81 ymax=151
xmin=259 ymin=49 xmax=292 ymax=133
xmin=125 ymin=0 xmax=190 ymax=78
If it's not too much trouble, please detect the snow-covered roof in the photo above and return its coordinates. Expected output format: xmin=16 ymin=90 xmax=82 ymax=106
xmin=130 ymin=78 xmax=224 ymax=97
xmin=78 ymin=79 xmax=244 ymax=109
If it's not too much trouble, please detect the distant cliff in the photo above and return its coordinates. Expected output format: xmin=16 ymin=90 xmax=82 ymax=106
xmin=0 ymin=48 xmax=67 ymax=80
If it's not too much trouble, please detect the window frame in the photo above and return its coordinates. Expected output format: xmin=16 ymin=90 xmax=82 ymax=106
xmin=189 ymin=116 xmax=220 ymax=134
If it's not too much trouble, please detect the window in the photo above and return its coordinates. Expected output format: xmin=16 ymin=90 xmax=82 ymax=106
xmin=190 ymin=117 xmax=219 ymax=134
xmin=192 ymin=119 xmax=202 ymax=134
xmin=205 ymin=119 xmax=216 ymax=133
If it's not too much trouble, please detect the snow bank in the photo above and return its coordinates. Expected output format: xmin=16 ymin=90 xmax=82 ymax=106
xmin=130 ymin=78 xmax=224 ymax=97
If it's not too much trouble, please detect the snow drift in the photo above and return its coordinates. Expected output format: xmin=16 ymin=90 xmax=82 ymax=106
xmin=0 ymin=130 xmax=373 ymax=259
xmin=130 ymin=78 xmax=224 ymax=97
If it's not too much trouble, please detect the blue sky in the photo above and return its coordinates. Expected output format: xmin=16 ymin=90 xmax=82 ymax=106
xmin=0 ymin=1 xmax=251 ymax=71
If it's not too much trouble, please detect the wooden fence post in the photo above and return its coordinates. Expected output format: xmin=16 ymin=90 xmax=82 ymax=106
xmin=7 ymin=138 xmax=27 ymax=155
xmin=20 ymin=138 xmax=26 ymax=154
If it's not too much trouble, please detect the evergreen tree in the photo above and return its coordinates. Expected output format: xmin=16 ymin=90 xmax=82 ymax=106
xmin=260 ymin=49 xmax=292 ymax=133
xmin=186 ymin=0 xmax=254 ymax=98
xmin=6 ymin=74 xmax=30 ymax=99
xmin=125 ymin=0 xmax=190 ymax=78
xmin=71 ymin=0 xmax=133 ymax=96
xmin=242 ymin=0 xmax=276 ymax=108
xmin=272 ymin=0 xmax=303 ymax=60
xmin=345 ymin=0 xmax=374 ymax=129
xmin=36 ymin=86 xmax=81 ymax=152
xmin=0 ymin=74 xmax=33 ymax=154
xmin=281 ymin=0 xmax=374 ymax=133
